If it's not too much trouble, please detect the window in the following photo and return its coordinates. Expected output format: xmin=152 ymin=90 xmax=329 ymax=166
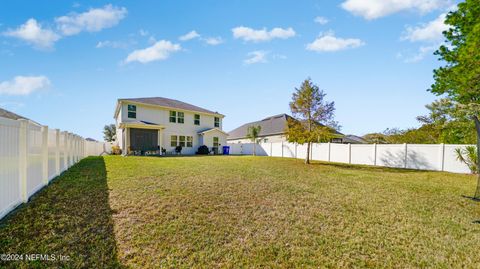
xmin=178 ymin=112 xmax=184 ymax=124
xmin=214 ymin=117 xmax=220 ymax=127
xmin=169 ymin=111 xmax=176 ymax=123
xmin=170 ymin=135 xmax=177 ymax=147
xmin=213 ymin=137 xmax=219 ymax=147
xmin=187 ymin=136 xmax=193 ymax=147
xmin=179 ymin=136 xmax=186 ymax=147
xmin=127 ymin=104 xmax=136 ymax=118
xmin=194 ymin=114 xmax=200 ymax=125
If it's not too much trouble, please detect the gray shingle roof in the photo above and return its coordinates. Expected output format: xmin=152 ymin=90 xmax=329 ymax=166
xmin=119 ymin=97 xmax=221 ymax=115
xmin=0 ymin=107 xmax=30 ymax=121
xmin=227 ymin=114 xmax=293 ymax=140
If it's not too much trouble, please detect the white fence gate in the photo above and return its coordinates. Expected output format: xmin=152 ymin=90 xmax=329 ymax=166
xmin=0 ymin=116 xmax=111 ymax=220
xmin=227 ymin=142 xmax=474 ymax=174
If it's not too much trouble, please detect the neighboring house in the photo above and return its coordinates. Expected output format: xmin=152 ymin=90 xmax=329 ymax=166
xmin=114 ymin=97 xmax=227 ymax=155
xmin=228 ymin=113 xmax=364 ymax=144
xmin=228 ymin=114 xmax=296 ymax=143
xmin=0 ymin=107 xmax=40 ymax=125
xmin=331 ymin=135 xmax=367 ymax=144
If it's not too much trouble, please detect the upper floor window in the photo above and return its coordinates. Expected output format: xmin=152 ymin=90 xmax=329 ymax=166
xmin=178 ymin=112 xmax=184 ymax=124
xmin=214 ymin=117 xmax=220 ymax=128
xmin=169 ymin=111 xmax=176 ymax=123
xmin=194 ymin=114 xmax=200 ymax=125
xmin=127 ymin=104 xmax=136 ymax=118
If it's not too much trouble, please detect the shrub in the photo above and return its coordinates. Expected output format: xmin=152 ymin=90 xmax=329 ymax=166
xmin=455 ymin=146 xmax=478 ymax=174
xmin=111 ymin=145 xmax=122 ymax=155
xmin=196 ymin=145 xmax=209 ymax=155
xmin=175 ymin=146 xmax=182 ymax=154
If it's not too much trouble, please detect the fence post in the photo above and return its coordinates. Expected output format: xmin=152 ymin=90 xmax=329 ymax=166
xmin=439 ymin=143 xmax=445 ymax=171
xmin=328 ymin=142 xmax=331 ymax=162
xmin=41 ymin=125 xmax=49 ymax=185
xmin=55 ymin=129 xmax=60 ymax=176
xmin=281 ymin=141 xmax=284 ymax=157
xmin=270 ymin=142 xmax=272 ymax=156
xmin=404 ymin=143 xmax=408 ymax=169
xmin=348 ymin=143 xmax=352 ymax=164
xmin=373 ymin=143 xmax=377 ymax=166
xmin=295 ymin=143 xmax=297 ymax=159
xmin=18 ymin=119 xmax=28 ymax=203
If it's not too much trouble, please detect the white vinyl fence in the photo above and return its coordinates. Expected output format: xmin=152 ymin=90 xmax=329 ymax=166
xmin=0 ymin=116 xmax=111 ymax=220
xmin=228 ymin=142 xmax=474 ymax=174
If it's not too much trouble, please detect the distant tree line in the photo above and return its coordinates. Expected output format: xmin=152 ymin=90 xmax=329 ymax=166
xmin=362 ymin=98 xmax=476 ymax=144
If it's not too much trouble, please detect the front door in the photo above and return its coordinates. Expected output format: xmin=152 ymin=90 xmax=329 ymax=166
xmin=130 ymin=128 xmax=158 ymax=151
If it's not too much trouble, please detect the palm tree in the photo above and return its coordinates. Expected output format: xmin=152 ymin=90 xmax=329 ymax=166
xmin=455 ymin=146 xmax=478 ymax=174
xmin=246 ymin=125 xmax=262 ymax=156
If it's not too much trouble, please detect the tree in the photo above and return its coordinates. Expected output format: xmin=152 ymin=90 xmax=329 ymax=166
xmin=286 ymin=78 xmax=339 ymax=164
xmin=246 ymin=125 xmax=261 ymax=156
xmin=430 ymin=0 xmax=480 ymax=198
xmin=103 ymin=124 xmax=116 ymax=142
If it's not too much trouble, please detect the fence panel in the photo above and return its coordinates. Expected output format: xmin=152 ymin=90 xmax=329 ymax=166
xmin=351 ymin=144 xmax=375 ymax=165
xmin=283 ymin=143 xmax=296 ymax=158
xmin=0 ymin=117 xmax=22 ymax=219
xmin=376 ymin=144 xmax=406 ymax=168
xmin=227 ymin=141 xmax=475 ymax=174
xmin=47 ymin=129 xmax=57 ymax=180
xmin=311 ymin=143 xmax=329 ymax=161
xmin=444 ymin=145 xmax=471 ymax=173
xmin=330 ymin=143 xmax=350 ymax=163
xmin=406 ymin=144 xmax=441 ymax=171
xmin=26 ymin=123 xmax=43 ymax=197
xmin=271 ymin=142 xmax=283 ymax=157
xmin=0 ymin=116 xmax=110 ymax=220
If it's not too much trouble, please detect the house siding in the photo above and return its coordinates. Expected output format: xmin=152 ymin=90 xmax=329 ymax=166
xmin=116 ymin=101 xmax=225 ymax=155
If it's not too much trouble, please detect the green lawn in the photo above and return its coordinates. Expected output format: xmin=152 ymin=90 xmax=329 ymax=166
xmin=1 ymin=156 xmax=480 ymax=268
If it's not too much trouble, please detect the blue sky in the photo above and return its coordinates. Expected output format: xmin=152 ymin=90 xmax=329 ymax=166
xmin=0 ymin=0 xmax=457 ymax=140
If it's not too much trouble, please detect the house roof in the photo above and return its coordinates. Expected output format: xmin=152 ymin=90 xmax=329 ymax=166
xmin=342 ymin=135 xmax=367 ymax=144
xmin=0 ymin=107 xmax=42 ymax=125
xmin=228 ymin=113 xmax=344 ymax=140
xmin=227 ymin=114 xmax=294 ymax=140
xmin=0 ymin=107 xmax=30 ymax=121
xmin=115 ymin=97 xmax=223 ymax=118
xmin=198 ymin=128 xmax=229 ymax=136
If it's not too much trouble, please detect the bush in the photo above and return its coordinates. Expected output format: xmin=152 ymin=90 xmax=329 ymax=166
xmin=111 ymin=145 xmax=122 ymax=155
xmin=196 ymin=145 xmax=209 ymax=155
xmin=455 ymin=146 xmax=478 ymax=174
xmin=175 ymin=146 xmax=182 ymax=154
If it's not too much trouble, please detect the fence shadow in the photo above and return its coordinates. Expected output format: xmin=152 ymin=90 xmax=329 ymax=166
xmin=0 ymin=157 xmax=124 ymax=268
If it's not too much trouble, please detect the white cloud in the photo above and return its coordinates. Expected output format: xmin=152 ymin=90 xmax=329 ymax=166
xmin=139 ymin=29 xmax=149 ymax=36
xmin=314 ymin=16 xmax=329 ymax=25
xmin=96 ymin=40 xmax=131 ymax=49
xmin=55 ymin=4 xmax=127 ymax=36
xmin=232 ymin=26 xmax=295 ymax=42
xmin=124 ymin=40 xmax=181 ymax=64
xmin=179 ymin=30 xmax=200 ymax=41
xmin=402 ymin=13 xmax=448 ymax=42
xmin=306 ymin=32 xmax=365 ymax=52
xmin=3 ymin=19 xmax=60 ymax=49
xmin=341 ymin=0 xmax=449 ymax=20
xmin=0 ymin=76 xmax=50 ymax=95
xmin=244 ymin=51 xmax=268 ymax=65
xmin=203 ymin=37 xmax=223 ymax=45
xmin=401 ymin=44 xmax=438 ymax=63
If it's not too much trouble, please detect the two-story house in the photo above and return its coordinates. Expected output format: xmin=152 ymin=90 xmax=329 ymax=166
xmin=114 ymin=97 xmax=228 ymax=155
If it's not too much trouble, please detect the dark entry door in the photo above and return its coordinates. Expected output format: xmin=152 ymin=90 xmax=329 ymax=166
xmin=130 ymin=128 xmax=158 ymax=151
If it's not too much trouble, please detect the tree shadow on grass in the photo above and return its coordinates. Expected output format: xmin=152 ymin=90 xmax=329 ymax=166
xmin=0 ymin=157 xmax=124 ymax=268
